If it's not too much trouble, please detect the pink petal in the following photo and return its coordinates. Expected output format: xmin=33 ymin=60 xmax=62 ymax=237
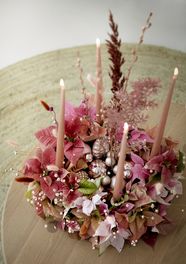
xmin=131 ymin=164 xmax=145 ymax=182
xmin=24 ymin=158 xmax=41 ymax=175
xmin=42 ymin=147 xmax=56 ymax=166
xmin=143 ymin=211 xmax=164 ymax=226
xmin=35 ymin=126 xmax=57 ymax=148
xmin=118 ymin=227 xmax=130 ymax=239
xmin=82 ymin=200 xmax=94 ymax=216
xmin=44 ymin=176 xmax=52 ymax=186
xmin=131 ymin=152 xmax=144 ymax=166
xmin=95 ymin=221 xmax=110 ymax=237
xmin=146 ymin=154 xmax=164 ymax=171
xmin=64 ymin=139 xmax=84 ymax=165
xmin=110 ymin=235 xmax=124 ymax=252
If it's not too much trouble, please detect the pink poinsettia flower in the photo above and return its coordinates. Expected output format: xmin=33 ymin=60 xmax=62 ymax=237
xmin=147 ymin=183 xmax=170 ymax=205
xmin=94 ymin=215 xmax=117 ymax=237
xmin=75 ymin=101 xmax=96 ymax=121
xmin=64 ymin=101 xmax=93 ymax=164
xmin=64 ymin=139 xmax=90 ymax=165
xmin=131 ymin=152 xmax=149 ymax=182
xmin=147 ymin=149 xmax=179 ymax=191
xmin=24 ymin=147 xmax=69 ymax=200
xmin=129 ymin=129 xmax=154 ymax=144
xmin=73 ymin=192 xmax=107 ymax=216
xmin=64 ymin=101 xmax=82 ymax=138
xmin=61 ymin=173 xmax=81 ymax=205
xmin=80 ymin=122 xmax=106 ymax=142
xmin=146 ymin=149 xmax=177 ymax=173
xmin=23 ymin=147 xmax=56 ymax=180
xmin=95 ymin=215 xmax=130 ymax=253
xmin=129 ymin=183 xmax=153 ymax=208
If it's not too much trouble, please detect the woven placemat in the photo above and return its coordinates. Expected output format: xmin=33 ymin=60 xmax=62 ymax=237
xmin=0 ymin=43 xmax=186 ymax=262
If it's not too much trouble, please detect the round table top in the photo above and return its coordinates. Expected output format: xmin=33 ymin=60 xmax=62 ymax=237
xmin=1 ymin=103 xmax=186 ymax=264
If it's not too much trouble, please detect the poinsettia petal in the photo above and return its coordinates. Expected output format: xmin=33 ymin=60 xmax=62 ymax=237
xmin=95 ymin=221 xmax=110 ymax=237
xmin=64 ymin=139 xmax=84 ymax=165
xmin=131 ymin=164 xmax=145 ymax=182
xmin=82 ymin=200 xmax=94 ymax=216
xmin=99 ymin=237 xmax=111 ymax=255
xmin=92 ymin=194 xmax=102 ymax=205
xmin=129 ymin=216 xmax=147 ymax=240
xmin=40 ymin=180 xmax=58 ymax=200
xmin=35 ymin=126 xmax=57 ymax=147
xmin=118 ymin=227 xmax=131 ymax=239
xmin=146 ymin=154 xmax=164 ymax=171
xmin=24 ymin=158 xmax=41 ymax=175
xmin=131 ymin=152 xmax=144 ymax=165
xmin=44 ymin=176 xmax=52 ymax=186
xmin=143 ymin=211 xmax=164 ymax=226
xmin=106 ymin=215 xmax=117 ymax=229
xmin=110 ymin=234 xmax=124 ymax=252
xmin=42 ymin=147 xmax=56 ymax=166
xmin=115 ymin=212 xmax=129 ymax=229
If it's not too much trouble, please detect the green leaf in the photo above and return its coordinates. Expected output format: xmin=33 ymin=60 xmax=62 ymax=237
xmin=94 ymin=176 xmax=103 ymax=188
xmin=177 ymin=151 xmax=185 ymax=173
xmin=78 ymin=180 xmax=98 ymax=195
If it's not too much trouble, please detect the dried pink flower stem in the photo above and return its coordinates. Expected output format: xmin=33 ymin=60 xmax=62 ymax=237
xmin=76 ymin=51 xmax=87 ymax=99
xmin=124 ymin=12 xmax=153 ymax=91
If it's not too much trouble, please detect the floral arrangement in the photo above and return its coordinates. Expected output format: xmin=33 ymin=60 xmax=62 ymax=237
xmin=16 ymin=12 xmax=185 ymax=254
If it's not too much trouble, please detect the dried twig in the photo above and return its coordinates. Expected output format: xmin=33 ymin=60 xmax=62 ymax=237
xmin=124 ymin=12 xmax=153 ymax=91
xmin=76 ymin=51 xmax=86 ymax=99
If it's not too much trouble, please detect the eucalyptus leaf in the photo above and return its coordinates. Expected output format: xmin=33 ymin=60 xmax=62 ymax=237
xmin=78 ymin=180 xmax=98 ymax=195
xmin=94 ymin=176 xmax=103 ymax=188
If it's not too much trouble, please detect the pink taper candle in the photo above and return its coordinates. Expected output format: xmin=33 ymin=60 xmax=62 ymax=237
xmin=95 ymin=38 xmax=103 ymax=123
xmin=150 ymin=68 xmax=179 ymax=158
xmin=55 ymin=79 xmax=65 ymax=168
xmin=113 ymin=122 xmax=129 ymax=201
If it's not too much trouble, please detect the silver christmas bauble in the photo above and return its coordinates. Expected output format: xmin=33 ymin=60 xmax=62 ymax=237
xmin=111 ymin=176 xmax=116 ymax=189
xmin=92 ymin=137 xmax=110 ymax=159
xmin=85 ymin=153 xmax=93 ymax=163
xmin=101 ymin=176 xmax=111 ymax=186
xmin=105 ymin=157 xmax=116 ymax=167
xmin=113 ymin=165 xmax=118 ymax=174
xmin=89 ymin=160 xmax=107 ymax=178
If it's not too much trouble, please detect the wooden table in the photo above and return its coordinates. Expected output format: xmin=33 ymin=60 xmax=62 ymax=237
xmin=1 ymin=104 xmax=186 ymax=264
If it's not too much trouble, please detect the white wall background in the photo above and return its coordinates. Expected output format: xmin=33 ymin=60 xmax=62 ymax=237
xmin=0 ymin=0 xmax=186 ymax=69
